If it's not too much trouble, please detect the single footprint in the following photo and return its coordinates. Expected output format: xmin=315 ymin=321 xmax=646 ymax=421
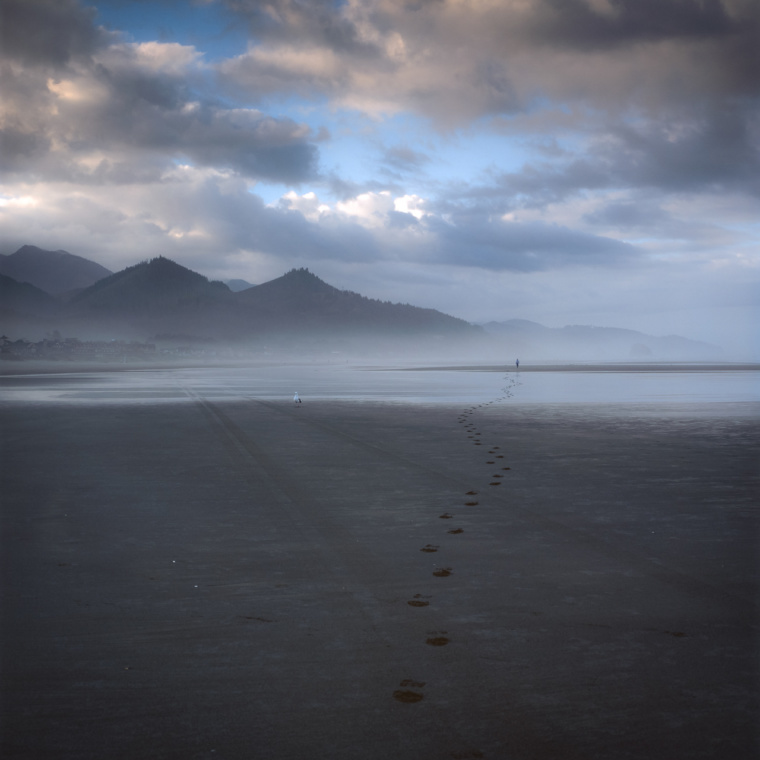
xmin=393 ymin=690 xmax=424 ymax=703
xmin=439 ymin=513 xmax=454 ymax=519
xmin=408 ymin=600 xmax=430 ymax=607
xmin=502 ymin=467 xmax=511 ymax=471
xmin=420 ymin=544 xmax=439 ymax=553
xmin=466 ymin=490 xmax=478 ymax=495
xmin=489 ymin=481 xmax=501 ymax=486
xmin=426 ymin=636 xmax=450 ymax=646
xmin=447 ymin=528 xmax=464 ymax=534
xmin=464 ymin=501 xmax=478 ymax=506
xmin=486 ymin=460 xmax=495 ymax=464
xmin=433 ymin=567 xmax=453 ymax=577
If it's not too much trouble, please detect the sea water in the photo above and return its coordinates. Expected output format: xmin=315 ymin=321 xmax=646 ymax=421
xmin=1 ymin=363 xmax=758 ymax=406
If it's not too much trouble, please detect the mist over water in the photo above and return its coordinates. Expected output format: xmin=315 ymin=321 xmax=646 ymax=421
xmin=1 ymin=364 xmax=757 ymax=407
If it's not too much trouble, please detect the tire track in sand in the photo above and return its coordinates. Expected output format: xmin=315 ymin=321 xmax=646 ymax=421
xmin=184 ymin=388 xmax=496 ymax=760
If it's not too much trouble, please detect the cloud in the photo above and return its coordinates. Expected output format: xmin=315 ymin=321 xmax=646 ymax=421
xmin=393 ymin=194 xmax=429 ymax=220
xmin=428 ymin=215 xmax=637 ymax=272
xmin=382 ymin=145 xmax=431 ymax=172
xmin=438 ymin=101 xmax=760 ymax=220
xmin=583 ymin=199 xmax=672 ymax=229
xmin=0 ymin=171 xmax=381 ymax=272
xmin=0 ymin=2 xmax=321 ymax=184
xmin=0 ymin=167 xmax=637 ymax=276
xmin=0 ymin=0 xmax=107 ymax=67
xmin=600 ymin=104 xmax=760 ymax=195
xmin=336 ymin=190 xmax=394 ymax=227
xmin=522 ymin=0 xmax=741 ymax=49
xmin=219 ymin=0 xmax=760 ymax=123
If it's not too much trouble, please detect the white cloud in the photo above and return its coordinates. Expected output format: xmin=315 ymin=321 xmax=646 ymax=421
xmin=113 ymin=41 xmax=204 ymax=74
xmin=0 ymin=194 xmax=39 ymax=208
xmin=277 ymin=190 xmax=331 ymax=220
xmin=336 ymin=191 xmax=394 ymax=226
xmin=394 ymin=194 xmax=429 ymax=220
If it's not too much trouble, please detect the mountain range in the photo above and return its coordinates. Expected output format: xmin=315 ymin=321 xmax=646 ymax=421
xmin=0 ymin=245 xmax=113 ymax=296
xmin=0 ymin=246 xmax=484 ymax=357
xmin=0 ymin=244 xmax=722 ymax=360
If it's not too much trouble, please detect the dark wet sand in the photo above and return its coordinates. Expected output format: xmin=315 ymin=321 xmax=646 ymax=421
xmin=1 ymin=389 xmax=758 ymax=759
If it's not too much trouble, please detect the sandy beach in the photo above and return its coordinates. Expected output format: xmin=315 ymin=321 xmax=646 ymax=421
xmin=1 ymin=369 xmax=758 ymax=759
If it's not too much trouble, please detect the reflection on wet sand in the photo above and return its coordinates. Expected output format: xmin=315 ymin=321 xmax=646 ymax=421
xmin=1 ymin=366 xmax=758 ymax=759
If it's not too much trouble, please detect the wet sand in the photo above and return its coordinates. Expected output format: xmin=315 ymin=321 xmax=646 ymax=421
xmin=1 ymin=382 xmax=758 ymax=758
xmin=2 ymin=359 xmax=758 ymax=377
xmin=393 ymin=363 xmax=760 ymax=373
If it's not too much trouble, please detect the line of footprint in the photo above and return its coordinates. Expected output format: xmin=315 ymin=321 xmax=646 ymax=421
xmin=392 ymin=387 xmax=514 ymax=737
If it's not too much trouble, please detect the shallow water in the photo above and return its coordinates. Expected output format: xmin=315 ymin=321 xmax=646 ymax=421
xmin=0 ymin=363 xmax=757 ymax=407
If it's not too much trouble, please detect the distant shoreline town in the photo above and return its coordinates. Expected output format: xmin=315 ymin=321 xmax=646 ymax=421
xmin=0 ymin=334 xmax=231 ymax=363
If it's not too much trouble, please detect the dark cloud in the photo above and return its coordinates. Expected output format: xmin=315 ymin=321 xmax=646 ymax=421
xmin=445 ymin=101 xmax=760 ymax=216
xmin=583 ymin=200 xmax=671 ymax=229
xmin=600 ymin=104 xmax=760 ymax=195
xmin=189 ymin=130 xmax=318 ymax=183
xmin=532 ymin=0 xmax=739 ymax=50
xmin=382 ymin=145 xmax=431 ymax=171
xmin=217 ymin=0 xmax=760 ymax=125
xmin=84 ymin=64 xmax=319 ymax=182
xmin=494 ymin=159 xmax=612 ymax=207
xmin=95 ymin=62 xmax=186 ymax=110
xmin=0 ymin=0 xmax=107 ymax=67
xmin=0 ymin=127 xmax=51 ymax=172
xmin=385 ymin=210 xmax=421 ymax=229
xmin=425 ymin=215 xmax=637 ymax=272
xmin=429 ymin=158 xmax=611 ymax=219
xmin=223 ymin=0 xmax=381 ymax=57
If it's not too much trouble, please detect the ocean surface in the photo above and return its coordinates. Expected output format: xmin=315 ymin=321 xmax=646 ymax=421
xmin=0 ymin=363 xmax=758 ymax=407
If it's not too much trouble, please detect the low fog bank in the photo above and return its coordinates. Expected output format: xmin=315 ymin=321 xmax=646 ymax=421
xmin=1 ymin=311 xmax=742 ymax=370
xmin=1 ymin=328 xmax=744 ymax=374
xmin=0 ymin=326 xmax=493 ymax=369
xmin=480 ymin=320 xmax=737 ymax=363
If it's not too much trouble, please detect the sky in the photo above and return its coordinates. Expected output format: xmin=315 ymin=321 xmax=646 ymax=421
xmin=1 ymin=0 xmax=759 ymax=356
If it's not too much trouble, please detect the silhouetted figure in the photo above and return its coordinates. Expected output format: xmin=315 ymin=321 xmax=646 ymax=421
xmin=515 ymin=358 xmax=519 ymax=369
xmin=294 ymin=392 xmax=301 ymax=404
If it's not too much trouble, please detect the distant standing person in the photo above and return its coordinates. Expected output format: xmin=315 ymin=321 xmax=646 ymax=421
xmin=515 ymin=358 xmax=519 ymax=369
xmin=294 ymin=392 xmax=301 ymax=404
